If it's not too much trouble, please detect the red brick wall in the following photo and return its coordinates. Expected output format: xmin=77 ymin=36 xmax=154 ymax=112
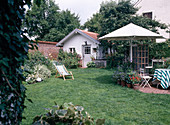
xmin=29 ymin=41 xmax=83 ymax=66
xmin=29 ymin=41 xmax=62 ymax=60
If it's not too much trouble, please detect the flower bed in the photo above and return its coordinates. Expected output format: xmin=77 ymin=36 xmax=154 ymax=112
xmin=113 ymin=68 xmax=142 ymax=88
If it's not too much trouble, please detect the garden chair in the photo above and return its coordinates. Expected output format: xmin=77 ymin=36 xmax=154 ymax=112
xmin=139 ymin=68 xmax=152 ymax=88
xmin=53 ymin=63 xmax=74 ymax=80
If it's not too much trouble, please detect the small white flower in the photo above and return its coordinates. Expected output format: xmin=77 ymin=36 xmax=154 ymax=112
xmin=36 ymin=77 xmax=42 ymax=82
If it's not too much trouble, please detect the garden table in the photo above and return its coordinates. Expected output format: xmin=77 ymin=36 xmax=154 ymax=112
xmin=154 ymin=69 xmax=170 ymax=89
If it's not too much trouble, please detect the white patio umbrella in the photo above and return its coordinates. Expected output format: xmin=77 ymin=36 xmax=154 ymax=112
xmin=99 ymin=23 xmax=164 ymax=62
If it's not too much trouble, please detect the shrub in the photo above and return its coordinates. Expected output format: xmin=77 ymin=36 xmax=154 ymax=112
xmin=57 ymin=49 xmax=81 ymax=68
xmin=113 ymin=65 xmax=134 ymax=81
xmin=24 ymin=51 xmax=56 ymax=75
xmin=0 ymin=0 xmax=33 ymax=124
xmin=32 ymin=102 xmax=105 ymax=125
xmin=26 ymin=64 xmax=51 ymax=84
xmin=149 ymin=40 xmax=170 ymax=59
xmin=23 ymin=51 xmax=56 ymax=84
xmin=87 ymin=62 xmax=96 ymax=68
xmin=113 ymin=67 xmax=125 ymax=81
xmin=165 ymin=58 xmax=170 ymax=68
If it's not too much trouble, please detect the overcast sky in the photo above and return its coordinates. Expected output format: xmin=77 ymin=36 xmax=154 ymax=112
xmin=55 ymin=0 xmax=120 ymax=25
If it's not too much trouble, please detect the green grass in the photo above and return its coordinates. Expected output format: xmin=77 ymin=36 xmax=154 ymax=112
xmin=22 ymin=68 xmax=170 ymax=125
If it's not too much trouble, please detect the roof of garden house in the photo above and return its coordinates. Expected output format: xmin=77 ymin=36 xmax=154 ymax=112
xmin=56 ymin=29 xmax=100 ymax=46
xmin=78 ymin=29 xmax=99 ymax=40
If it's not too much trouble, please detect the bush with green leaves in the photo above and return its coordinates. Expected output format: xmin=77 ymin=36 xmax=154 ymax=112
xmin=149 ymin=40 xmax=170 ymax=59
xmin=57 ymin=49 xmax=81 ymax=68
xmin=106 ymin=54 xmax=124 ymax=68
xmin=33 ymin=102 xmax=105 ymax=125
xmin=24 ymin=51 xmax=56 ymax=75
xmin=165 ymin=58 xmax=170 ymax=68
xmin=113 ymin=67 xmax=124 ymax=80
xmin=23 ymin=51 xmax=56 ymax=84
xmin=87 ymin=62 xmax=96 ymax=68
xmin=26 ymin=64 xmax=51 ymax=84
xmin=0 ymin=0 xmax=36 ymax=124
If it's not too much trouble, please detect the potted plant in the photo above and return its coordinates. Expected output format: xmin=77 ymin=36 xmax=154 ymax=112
xmin=113 ymin=70 xmax=121 ymax=84
xmin=120 ymin=72 xmax=126 ymax=87
xmin=126 ymin=71 xmax=142 ymax=88
xmin=90 ymin=56 xmax=95 ymax=61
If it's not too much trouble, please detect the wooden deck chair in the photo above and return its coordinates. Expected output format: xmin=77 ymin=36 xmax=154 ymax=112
xmin=53 ymin=64 xmax=74 ymax=80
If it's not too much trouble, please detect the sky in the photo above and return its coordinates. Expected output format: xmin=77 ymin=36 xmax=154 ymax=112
xmin=54 ymin=0 xmax=120 ymax=25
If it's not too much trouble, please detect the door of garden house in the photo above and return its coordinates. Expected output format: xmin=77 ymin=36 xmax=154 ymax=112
xmin=132 ymin=44 xmax=149 ymax=71
xmin=82 ymin=45 xmax=91 ymax=67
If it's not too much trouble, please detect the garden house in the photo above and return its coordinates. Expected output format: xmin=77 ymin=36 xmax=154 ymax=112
xmin=56 ymin=29 xmax=107 ymax=67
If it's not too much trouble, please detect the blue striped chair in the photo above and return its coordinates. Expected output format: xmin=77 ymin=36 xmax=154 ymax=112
xmin=53 ymin=63 xmax=74 ymax=80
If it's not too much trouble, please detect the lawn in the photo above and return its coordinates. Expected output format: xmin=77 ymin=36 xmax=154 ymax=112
xmin=22 ymin=68 xmax=170 ymax=125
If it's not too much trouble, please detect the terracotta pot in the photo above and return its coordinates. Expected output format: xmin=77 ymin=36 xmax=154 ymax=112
xmin=117 ymin=80 xmax=121 ymax=85
xmin=133 ymin=83 xmax=139 ymax=86
xmin=121 ymin=80 xmax=126 ymax=87
xmin=126 ymin=83 xmax=133 ymax=88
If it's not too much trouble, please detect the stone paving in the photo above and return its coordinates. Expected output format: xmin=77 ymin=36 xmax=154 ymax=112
xmin=133 ymin=84 xmax=170 ymax=94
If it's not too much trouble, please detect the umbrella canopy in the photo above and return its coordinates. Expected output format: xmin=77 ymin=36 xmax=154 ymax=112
xmin=99 ymin=23 xmax=164 ymax=63
xmin=99 ymin=23 xmax=163 ymax=40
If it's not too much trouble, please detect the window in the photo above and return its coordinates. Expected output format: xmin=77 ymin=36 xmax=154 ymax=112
xmin=143 ymin=12 xmax=152 ymax=19
xmin=69 ymin=48 xmax=75 ymax=53
xmin=93 ymin=48 xmax=97 ymax=53
xmin=85 ymin=47 xmax=91 ymax=54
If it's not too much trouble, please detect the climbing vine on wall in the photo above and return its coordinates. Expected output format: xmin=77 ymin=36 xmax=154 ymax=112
xmin=0 ymin=0 xmax=39 ymax=124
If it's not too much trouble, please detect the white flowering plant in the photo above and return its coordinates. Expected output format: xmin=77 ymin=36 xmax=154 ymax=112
xmin=26 ymin=64 xmax=51 ymax=84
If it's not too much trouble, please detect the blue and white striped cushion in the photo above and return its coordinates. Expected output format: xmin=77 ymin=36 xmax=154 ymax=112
xmin=154 ymin=69 xmax=170 ymax=89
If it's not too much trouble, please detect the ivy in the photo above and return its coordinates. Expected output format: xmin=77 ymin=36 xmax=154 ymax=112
xmin=149 ymin=40 xmax=170 ymax=59
xmin=0 ymin=0 xmax=37 ymax=124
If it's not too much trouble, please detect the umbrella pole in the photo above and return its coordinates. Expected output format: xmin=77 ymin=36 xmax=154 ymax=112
xmin=130 ymin=40 xmax=133 ymax=62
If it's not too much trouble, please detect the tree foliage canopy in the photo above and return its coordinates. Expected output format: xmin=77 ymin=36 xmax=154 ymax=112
xmin=24 ymin=0 xmax=80 ymax=42
xmin=84 ymin=0 xmax=167 ymax=36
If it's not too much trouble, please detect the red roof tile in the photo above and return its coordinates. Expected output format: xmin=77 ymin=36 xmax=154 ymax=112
xmin=79 ymin=29 xmax=99 ymax=40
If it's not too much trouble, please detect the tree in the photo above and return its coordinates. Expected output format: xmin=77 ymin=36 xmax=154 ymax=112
xmin=0 ymin=0 xmax=39 ymax=124
xmin=24 ymin=0 xmax=80 ymax=42
xmin=43 ymin=9 xmax=80 ymax=41
xmin=84 ymin=0 xmax=167 ymax=36
xmin=84 ymin=12 xmax=102 ymax=33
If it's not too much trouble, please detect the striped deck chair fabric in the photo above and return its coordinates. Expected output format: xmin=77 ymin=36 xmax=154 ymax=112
xmin=53 ymin=63 xmax=74 ymax=80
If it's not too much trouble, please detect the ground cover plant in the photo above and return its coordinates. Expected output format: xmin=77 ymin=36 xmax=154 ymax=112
xmin=23 ymin=51 xmax=56 ymax=84
xmin=22 ymin=68 xmax=170 ymax=125
xmin=32 ymin=102 xmax=105 ymax=125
